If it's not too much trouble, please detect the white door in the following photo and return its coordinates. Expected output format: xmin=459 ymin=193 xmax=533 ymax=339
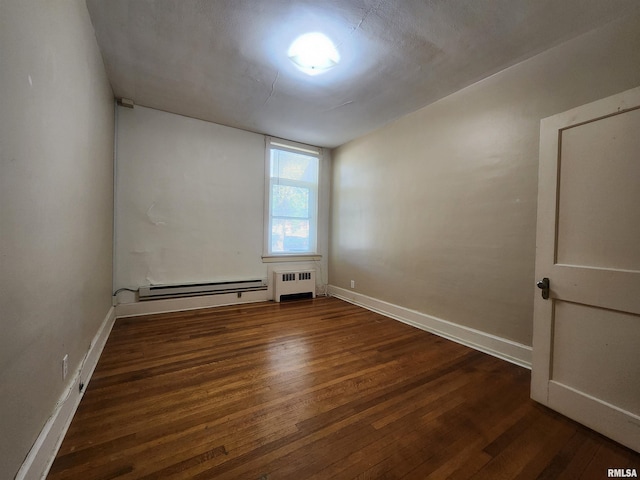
xmin=532 ymin=86 xmax=640 ymax=452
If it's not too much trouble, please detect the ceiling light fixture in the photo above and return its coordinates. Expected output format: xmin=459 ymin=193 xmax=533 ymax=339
xmin=288 ymin=32 xmax=340 ymax=76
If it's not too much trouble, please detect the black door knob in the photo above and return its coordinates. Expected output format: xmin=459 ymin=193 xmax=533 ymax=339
xmin=536 ymin=278 xmax=550 ymax=299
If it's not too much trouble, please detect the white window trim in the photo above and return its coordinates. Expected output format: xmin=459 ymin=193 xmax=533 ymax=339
xmin=261 ymin=254 xmax=322 ymax=263
xmin=263 ymin=136 xmax=322 ymax=259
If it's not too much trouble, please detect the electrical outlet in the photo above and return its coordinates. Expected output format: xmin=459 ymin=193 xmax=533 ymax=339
xmin=62 ymin=354 xmax=68 ymax=380
xmin=350 ymin=280 xmax=355 ymax=289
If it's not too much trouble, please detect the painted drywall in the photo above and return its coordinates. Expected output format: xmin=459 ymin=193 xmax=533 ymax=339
xmin=114 ymin=106 xmax=330 ymax=301
xmin=86 ymin=0 xmax=640 ymax=148
xmin=0 ymin=1 xmax=114 ymax=478
xmin=329 ymin=13 xmax=640 ymax=347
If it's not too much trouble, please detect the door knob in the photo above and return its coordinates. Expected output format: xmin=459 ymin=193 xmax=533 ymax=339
xmin=536 ymin=277 xmax=550 ymax=300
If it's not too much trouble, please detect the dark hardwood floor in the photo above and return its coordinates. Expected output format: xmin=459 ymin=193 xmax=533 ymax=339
xmin=48 ymin=297 xmax=638 ymax=479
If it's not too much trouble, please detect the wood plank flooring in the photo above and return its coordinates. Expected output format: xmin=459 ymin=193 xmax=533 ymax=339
xmin=48 ymin=297 xmax=639 ymax=479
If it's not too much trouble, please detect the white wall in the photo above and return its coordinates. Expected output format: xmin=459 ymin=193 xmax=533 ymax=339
xmin=114 ymin=106 xmax=330 ymax=303
xmin=0 ymin=1 xmax=114 ymax=478
xmin=329 ymin=13 xmax=640 ymax=348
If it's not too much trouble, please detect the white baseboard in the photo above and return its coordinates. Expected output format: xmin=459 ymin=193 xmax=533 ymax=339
xmin=328 ymin=285 xmax=532 ymax=369
xmin=115 ymin=289 xmax=270 ymax=318
xmin=15 ymin=307 xmax=117 ymax=480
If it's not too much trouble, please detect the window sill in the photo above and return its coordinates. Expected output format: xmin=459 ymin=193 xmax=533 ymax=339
xmin=262 ymin=254 xmax=322 ymax=263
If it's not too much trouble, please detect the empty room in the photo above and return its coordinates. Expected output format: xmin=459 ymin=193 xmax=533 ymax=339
xmin=2 ymin=1 xmax=640 ymax=479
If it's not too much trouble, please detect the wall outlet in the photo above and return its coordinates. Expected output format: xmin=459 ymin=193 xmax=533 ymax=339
xmin=62 ymin=354 xmax=68 ymax=380
xmin=350 ymin=280 xmax=355 ymax=289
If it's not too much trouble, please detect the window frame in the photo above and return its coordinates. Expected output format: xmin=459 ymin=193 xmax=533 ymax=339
xmin=263 ymin=137 xmax=322 ymax=258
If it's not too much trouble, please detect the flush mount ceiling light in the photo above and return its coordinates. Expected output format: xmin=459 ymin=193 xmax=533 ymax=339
xmin=288 ymin=32 xmax=340 ymax=75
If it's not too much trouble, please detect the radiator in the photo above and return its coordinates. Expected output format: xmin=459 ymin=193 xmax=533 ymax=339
xmin=273 ymin=270 xmax=316 ymax=302
xmin=138 ymin=279 xmax=266 ymax=301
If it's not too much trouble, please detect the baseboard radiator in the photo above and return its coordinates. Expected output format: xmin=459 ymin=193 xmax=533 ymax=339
xmin=273 ymin=270 xmax=316 ymax=302
xmin=138 ymin=279 xmax=266 ymax=301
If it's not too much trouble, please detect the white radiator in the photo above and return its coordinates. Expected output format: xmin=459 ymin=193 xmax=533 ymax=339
xmin=273 ymin=270 xmax=316 ymax=302
xmin=138 ymin=279 xmax=266 ymax=301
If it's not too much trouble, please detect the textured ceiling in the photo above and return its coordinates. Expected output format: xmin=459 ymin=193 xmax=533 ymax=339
xmin=86 ymin=0 xmax=639 ymax=148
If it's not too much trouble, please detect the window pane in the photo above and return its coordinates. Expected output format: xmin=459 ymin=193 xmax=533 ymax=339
xmin=272 ymin=185 xmax=309 ymax=218
xmin=267 ymin=141 xmax=319 ymax=255
xmin=271 ymin=149 xmax=318 ymax=183
xmin=271 ymin=218 xmax=310 ymax=253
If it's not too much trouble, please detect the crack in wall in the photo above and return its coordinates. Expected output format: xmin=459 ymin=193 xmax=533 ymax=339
xmin=353 ymin=0 xmax=386 ymax=34
xmin=146 ymin=202 xmax=167 ymax=226
xmin=323 ymin=100 xmax=354 ymax=112
xmin=336 ymin=0 xmax=387 ymax=50
xmin=263 ymin=71 xmax=279 ymax=106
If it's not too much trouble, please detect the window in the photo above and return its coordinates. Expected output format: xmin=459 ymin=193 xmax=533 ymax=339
xmin=266 ymin=139 xmax=320 ymax=255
